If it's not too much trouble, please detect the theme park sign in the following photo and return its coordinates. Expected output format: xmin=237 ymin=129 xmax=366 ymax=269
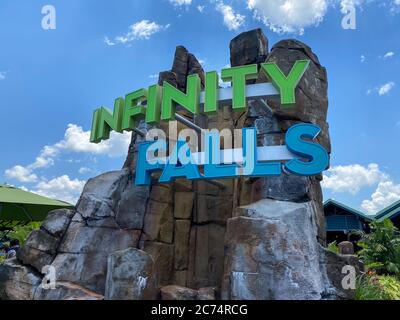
xmin=89 ymin=61 xmax=329 ymax=186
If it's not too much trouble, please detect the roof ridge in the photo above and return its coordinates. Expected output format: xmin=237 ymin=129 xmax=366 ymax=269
xmin=323 ymin=199 xmax=373 ymax=220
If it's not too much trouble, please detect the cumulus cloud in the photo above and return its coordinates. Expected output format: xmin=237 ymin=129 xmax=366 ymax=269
xmin=104 ymin=20 xmax=170 ymax=46
xmin=4 ymin=123 xmax=130 ymax=183
xmin=367 ymin=81 xmax=395 ymax=96
xmin=5 ymin=144 xmax=59 ymax=183
xmin=215 ymin=1 xmax=245 ymax=31
xmin=360 ymin=54 xmax=366 ymax=63
xmin=54 ymin=124 xmax=131 ymax=156
xmin=0 ymin=71 xmax=7 ymax=80
xmin=322 ymin=163 xmax=387 ymax=194
xmin=5 ymin=166 xmax=38 ymax=183
xmin=197 ymin=5 xmax=205 ymax=13
xmin=361 ymin=180 xmax=400 ymax=214
xmin=247 ymin=0 xmax=328 ymax=34
xmin=33 ymin=175 xmax=86 ymax=204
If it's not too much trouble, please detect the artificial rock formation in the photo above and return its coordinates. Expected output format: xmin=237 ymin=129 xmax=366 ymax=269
xmin=105 ymin=248 xmax=158 ymax=300
xmin=0 ymin=28 xmax=362 ymax=300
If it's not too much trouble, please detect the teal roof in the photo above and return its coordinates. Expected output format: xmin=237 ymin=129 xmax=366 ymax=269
xmin=323 ymin=199 xmax=374 ymax=221
xmin=374 ymin=199 xmax=400 ymax=221
xmin=324 ymin=199 xmax=400 ymax=223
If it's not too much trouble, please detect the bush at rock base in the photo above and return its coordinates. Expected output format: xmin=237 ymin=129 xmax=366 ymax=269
xmin=357 ymin=219 xmax=400 ymax=276
xmin=355 ymin=273 xmax=400 ymax=300
xmin=3 ymin=222 xmax=41 ymax=245
xmin=327 ymin=241 xmax=339 ymax=254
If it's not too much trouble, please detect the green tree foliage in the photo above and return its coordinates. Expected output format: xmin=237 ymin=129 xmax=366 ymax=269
xmin=7 ymin=222 xmax=41 ymax=245
xmin=327 ymin=240 xmax=339 ymax=254
xmin=357 ymin=219 xmax=400 ymax=275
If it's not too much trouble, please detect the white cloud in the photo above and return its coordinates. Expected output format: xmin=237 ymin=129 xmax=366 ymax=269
xmin=361 ymin=180 xmax=400 ymax=214
xmin=104 ymin=20 xmax=170 ymax=46
xmin=149 ymin=74 xmax=159 ymax=79
xmin=4 ymin=144 xmax=58 ymax=183
xmin=33 ymin=175 xmax=86 ymax=204
xmin=0 ymin=71 xmax=7 ymax=80
xmin=169 ymin=0 xmax=192 ymax=5
xmin=340 ymin=0 xmax=365 ymax=13
xmin=367 ymin=81 xmax=395 ymax=96
xmin=54 ymin=124 xmax=131 ymax=157
xmin=378 ymin=82 xmax=395 ymax=95
xmin=322 ymin=163 xmax=387 ymax=194
xmin=78 ymin=167 xmax=92 ymax=174
xmin=360 ymin=54 xmax=366 ymax=63
xmin=383 ymin=51 xmax=395 ymax=59
xmin=5 ymin=166 xmax=38 ymax=183
xmin=247 ymin=0 xmax=328 ymax=34
xmin=4 ymin=123 xmax=131 ymax=183
xmin=216 ymin=1 xmax=245 ymax=31
xmin=197 ymin=5 xmax=205 ymax=13
xmin=103 ymin=37 xmax=116 ymax=46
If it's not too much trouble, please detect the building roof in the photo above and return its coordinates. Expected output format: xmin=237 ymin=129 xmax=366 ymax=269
xmin=323 ymin=199 xmax=374 ymax=221
xmin=374 ymin=199 xmax=400 ymax=222
xmin=324 ymin=198 xmax=400 ymax=223
xmin=0 ymin=184 xmax=74 ymax=221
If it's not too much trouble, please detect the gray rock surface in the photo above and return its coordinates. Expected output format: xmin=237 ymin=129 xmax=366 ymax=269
xmin=230 ymin=28 xmax=268 ymax=68
xmin=221 ymin=199 xmax=335 ymax=300
xmin=17 ymin=208 xmax=74 ymax=272
xmin=34 ymin=281 xmax=104 ymax=300
xmin=323 ymin=250 xmax=363 ymax=299
xmin=220 ymin=199 xmax=362 ymax=300
xmin=338 ymin=241 xmax=355 ymax=255
xmin=0 ymin=259 xmax=42 ymax=300
xmin=160 ymin=285 xmax=217 ymax=300
xmin=105 ymin=248 xmax=158 ymax=300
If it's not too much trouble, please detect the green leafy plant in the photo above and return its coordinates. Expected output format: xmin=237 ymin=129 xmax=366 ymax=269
xmin=327 ymin=240 xmax=339 ymax=254
xmin=7 ymin=222 xmax=41 ymax=245
xmin=355 ymin=274 xmax=400 ymax=300
xmin=357 ymin=219 xmax=400 ymax=275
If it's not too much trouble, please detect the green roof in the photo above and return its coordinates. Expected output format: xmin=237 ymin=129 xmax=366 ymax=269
xmin=0 ymin=184 xmax=74 ymax=222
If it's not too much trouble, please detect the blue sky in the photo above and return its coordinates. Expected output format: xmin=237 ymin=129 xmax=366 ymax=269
xmin=0 ymin=0 xmax=399 ymax=213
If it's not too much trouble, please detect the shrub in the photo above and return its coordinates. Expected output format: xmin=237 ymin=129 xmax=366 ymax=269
xmin=355 ymin=274 xmax=400 ymax=300
xmin=7 ymin=222 xmax=41 ymax=245
xmin=327 ymin=241 xmax=339 ymax=254
xmin=357 ymin=219 xmax=400 ymax=275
